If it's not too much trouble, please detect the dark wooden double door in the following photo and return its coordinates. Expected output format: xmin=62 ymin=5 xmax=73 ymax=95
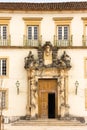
xmin=38 ymin=79 xmax=57 ymax=118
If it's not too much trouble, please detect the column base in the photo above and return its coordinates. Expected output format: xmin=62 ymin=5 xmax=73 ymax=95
xmin=25 ymin=115 xmax=31 ymax=120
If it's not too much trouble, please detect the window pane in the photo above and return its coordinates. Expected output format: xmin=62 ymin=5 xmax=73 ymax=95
xmin=0 ymin=25 xmax=7 ymax=40
xmin=34 ymin=26 xmax=38 ymax=40
xmin=3 ymin=26 xmax=7 ymax=39
xmin=58 ymin=26 xmax=62 ymax=40
xmin=27 ymin=26 xmax=38 ymax=40
xmin=27 ymin=26 xmax=32 ymax=40
xmin=57 ymin=26 xmax=69 ymax=40
xmin=64 ymin=26 xmax=69 ymax=40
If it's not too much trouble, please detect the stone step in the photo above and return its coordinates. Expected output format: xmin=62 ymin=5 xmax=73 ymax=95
xmin=12 ymin=119 xmax=85 ymax=126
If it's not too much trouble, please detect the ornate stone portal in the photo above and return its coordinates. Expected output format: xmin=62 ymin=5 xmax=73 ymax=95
xmin=24 ymin=42 xmax=71 ymax=119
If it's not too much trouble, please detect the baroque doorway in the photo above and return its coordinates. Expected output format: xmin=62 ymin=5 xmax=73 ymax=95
xmin=38 ymin=79 xmax=57 ymax=118
xmin=24 ymin=42 xmax=71 ymax=119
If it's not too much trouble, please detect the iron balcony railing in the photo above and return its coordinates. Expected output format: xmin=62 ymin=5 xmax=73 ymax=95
xmin=23 ymin=35 xmax=42 ymax=47
xmin=0 ymin=35 xmax=11 ymax=46
xmin=53 ymin=35 xmax=73 ymax=47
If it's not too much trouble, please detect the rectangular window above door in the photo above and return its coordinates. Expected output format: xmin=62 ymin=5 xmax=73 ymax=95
xmin=23 ymin=17 xmax=42 ymax=47
xmin=27 ymin=26 xmax=38 ymax=40
xmin=57 ymin=26 xmax=69 ymax=46
xmin=27 ymin=25 xmax=39 ymax=46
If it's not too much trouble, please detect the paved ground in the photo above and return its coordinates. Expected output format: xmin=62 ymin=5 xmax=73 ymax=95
xmin=3 ymin=124 xmax=87 ymax=130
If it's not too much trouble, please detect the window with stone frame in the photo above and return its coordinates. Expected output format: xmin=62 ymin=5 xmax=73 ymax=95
xmin=57 ymin=25 xmax=69 ymax=46
xmin=0 ymin=89 xmax=8 ymax=110
xmin=27 ymin=25 xmax=38 ymax=40
xmin=23 ymin=17 xmax=42 ymax=47
xmin=0 ymin=17 xmax=11 ymax=46
xmin=81 ymin=17 xmax=87 ymax=46
xmin=53 ymin=17 xmax=73 ymax=47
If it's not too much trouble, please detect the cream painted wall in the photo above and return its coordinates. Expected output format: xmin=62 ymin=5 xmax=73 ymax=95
xmin=0 ymin=49 xmax=37 ymax=116
xmin=1 ymin=11 xmax=87 ymax=117
xmin=0 ymin=48 xmax=87 ymax=117
xmin=59 ymin=49 xmax=87 ymax=117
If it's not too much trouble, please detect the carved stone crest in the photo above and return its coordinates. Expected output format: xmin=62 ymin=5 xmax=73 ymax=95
xmin=24 ymin=42 xmax=71 ymax=69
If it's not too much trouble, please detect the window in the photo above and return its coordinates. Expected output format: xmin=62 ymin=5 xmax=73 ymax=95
xmin=0 ymin=89 xmax=8 ymax=110
xmin=57 ymin=26 xmax=69 ymax=40
xmin=53 ymin=17 xmax=73 ymax=47
xmin=82 ymin=17 xmax=87 ymax=46
xmin=0 ymin=58 xmax=8 ymax=77
xmin=27 ymin=26 xmax=38 ymax=40
xmin=0 ymin=25 xmax=7 ymax=39
xmin=23 ymin=17 xmax=42 ymax=46
xmin=0 ymin=17 xmax=11 ymax=46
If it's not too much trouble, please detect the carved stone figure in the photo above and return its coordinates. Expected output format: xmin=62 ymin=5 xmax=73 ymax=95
xmin=60 ymin=51 xmax=71 ymax=68
xmin=24 ymin=51 xmax=35 ymax=69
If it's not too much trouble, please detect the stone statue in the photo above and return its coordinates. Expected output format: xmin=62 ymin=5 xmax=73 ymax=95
xmin=24 ymin=51 xmax=35 ymax=68
xmin=60 ymin=51 xmax=71 ymax=68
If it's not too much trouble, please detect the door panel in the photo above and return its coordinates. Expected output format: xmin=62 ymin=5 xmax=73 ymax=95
xmin=39 ymin=92 xmax=48 ymax=118
xmin=38 ymin=79 xmax=57 ymax=118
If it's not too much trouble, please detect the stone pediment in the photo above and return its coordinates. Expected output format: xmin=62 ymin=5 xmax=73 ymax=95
xmin=24 ymin=42 xmax=71 ymax=70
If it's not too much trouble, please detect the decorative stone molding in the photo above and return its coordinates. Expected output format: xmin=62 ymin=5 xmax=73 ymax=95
xmin=24 ymin=42 xmax=71 ymax=69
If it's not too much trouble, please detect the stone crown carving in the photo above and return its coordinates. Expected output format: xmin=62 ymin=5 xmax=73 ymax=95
xmin=24 ymin=42 xmax=71 ymax=69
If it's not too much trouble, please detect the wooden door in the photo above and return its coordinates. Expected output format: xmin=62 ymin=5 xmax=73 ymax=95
xmin=38 ymin=79 xmax=57 ymax=118
xmin=39 ymin=92 xmax=48 ymax=118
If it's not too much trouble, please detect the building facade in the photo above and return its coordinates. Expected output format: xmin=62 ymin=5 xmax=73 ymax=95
xmin=0 ymin=2 xmax=87 ymax=121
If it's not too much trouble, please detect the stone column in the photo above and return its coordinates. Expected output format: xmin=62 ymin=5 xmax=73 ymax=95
xmin=30 ymin=69 xmax=37 ymax=118
xmin=57 ymin=74 xmax=61 ymax=118
xmin=64 ymin=70 xmax=69 ymax=115
xmin=26 ymin=68 xmax=32 ymax=119
xmin=60 ymin=70 xmax=65 ymax=117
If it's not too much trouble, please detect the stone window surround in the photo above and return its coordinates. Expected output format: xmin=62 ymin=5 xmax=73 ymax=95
xmin=53 ymin=17 xmax=73 ymax=36
xmin=23 ymin=17 xmax=43 ymax=39
xmin=0 ymin=17 xmax=11 ymax=36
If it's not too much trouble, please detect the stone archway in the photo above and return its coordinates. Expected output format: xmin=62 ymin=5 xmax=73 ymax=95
xmin=26 ymin=68 xmax=69 ymax=119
